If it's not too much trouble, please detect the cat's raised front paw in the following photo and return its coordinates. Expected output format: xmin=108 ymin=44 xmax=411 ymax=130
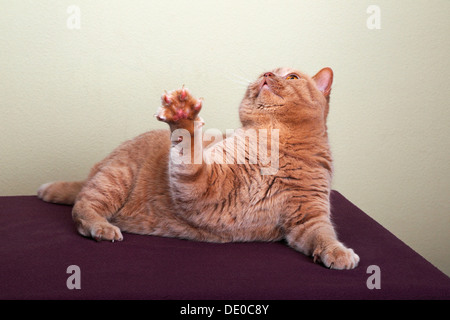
xmin=313 ymin=243 xmax=359 ymax=270
xmin=155 ymin=87 xmax=203 ymax=124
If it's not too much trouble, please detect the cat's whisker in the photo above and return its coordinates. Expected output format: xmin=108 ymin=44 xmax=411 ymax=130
xmin=222 ymin=68 xmax=252 ymax=84
xmin=223 ymin=74 xmax=251 ymax=88
xmin=230 ymin=73 xmax=252 ymax=84
xmin=231 ymin=79 xmax=251 ymax=86
xmin=231 ymin=82 xmax=251 ymax=88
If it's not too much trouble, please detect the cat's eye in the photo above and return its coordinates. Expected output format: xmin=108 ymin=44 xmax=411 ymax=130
xmin=286 ymin=74 xmax=300 ymax=80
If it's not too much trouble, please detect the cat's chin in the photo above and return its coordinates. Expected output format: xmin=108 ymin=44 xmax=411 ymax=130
xmin=257 ymin=87 xmax=284 ymax=106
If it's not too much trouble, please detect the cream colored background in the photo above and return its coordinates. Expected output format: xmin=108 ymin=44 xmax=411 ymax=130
xmin=1 ymin=0 xmax=449 ymax=276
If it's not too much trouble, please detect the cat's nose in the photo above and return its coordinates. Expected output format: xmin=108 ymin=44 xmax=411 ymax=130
xmin=264 ymin=72 xmax=274 ymax=78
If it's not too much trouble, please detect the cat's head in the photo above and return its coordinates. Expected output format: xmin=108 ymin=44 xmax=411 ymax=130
xmin=239 ymin=67 xmax=333 ymax=130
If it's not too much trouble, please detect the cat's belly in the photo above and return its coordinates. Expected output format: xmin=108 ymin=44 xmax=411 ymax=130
xmin=116 ymin=200 xmax=284 ymax=243
xmin=223 ymin=222 xmax=284 ymax=242
xmin=174 ymin=205 xmax=284 ymax=242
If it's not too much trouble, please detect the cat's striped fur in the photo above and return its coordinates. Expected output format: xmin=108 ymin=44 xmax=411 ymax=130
xmin=38 ymin=67 xmax=359 ymax=269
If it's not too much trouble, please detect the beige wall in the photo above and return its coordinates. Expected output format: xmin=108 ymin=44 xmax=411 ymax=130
xmin=1 ymin=1 xmax=449 ymax=276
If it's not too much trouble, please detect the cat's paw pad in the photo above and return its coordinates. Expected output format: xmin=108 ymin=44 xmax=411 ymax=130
xmin=91 ymin=222 xmax=123 ymax=242
xmin=155 ymin=87 xmax=202 ymax=123
xmin=313 ymin=243 xmax=359 ymax=270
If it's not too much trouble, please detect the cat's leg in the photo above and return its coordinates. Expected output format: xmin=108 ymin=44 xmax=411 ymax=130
xmin=38 ymin=180 xmax=85 ymax=205
xmin=284 ymin=199 xmax=360 ymax=270
xmin=154 ymin=87 xmax=225 ymax=240
xmin=71 ymin=163 xmax=135 ymax=242
xmin=155 ymin=87 xmax=205 ymax=174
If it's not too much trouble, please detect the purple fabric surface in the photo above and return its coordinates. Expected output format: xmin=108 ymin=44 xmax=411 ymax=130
xmin=0 ymin=191 xmax=449 ymax=300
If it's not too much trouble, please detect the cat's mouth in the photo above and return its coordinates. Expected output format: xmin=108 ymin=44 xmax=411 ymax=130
xmin=260 ymin=79 xmax=270 ymax=91
xmin=258 ymin=78 xmax=284 ymax=100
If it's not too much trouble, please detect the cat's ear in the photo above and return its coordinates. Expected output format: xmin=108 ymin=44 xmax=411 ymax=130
xmin=312 ymin=67 xmax=333 ymax=97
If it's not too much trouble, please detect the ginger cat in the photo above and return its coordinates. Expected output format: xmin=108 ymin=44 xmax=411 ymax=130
xmin=38 ymin=67 xmax=359 ymax=270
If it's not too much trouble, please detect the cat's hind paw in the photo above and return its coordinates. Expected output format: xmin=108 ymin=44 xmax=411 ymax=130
xmin=155 ymin=87 xmax=203 ymax=123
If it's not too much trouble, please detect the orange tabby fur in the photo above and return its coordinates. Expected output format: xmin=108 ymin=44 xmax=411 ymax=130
xmin=38 ymin=67 xmax=359 ymax=269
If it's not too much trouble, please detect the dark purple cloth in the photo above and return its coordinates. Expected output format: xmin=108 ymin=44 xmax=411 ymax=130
xmin=0 ymin=191 xmax=449 ymax=299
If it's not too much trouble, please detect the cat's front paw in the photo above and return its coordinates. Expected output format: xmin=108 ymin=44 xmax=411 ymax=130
xmin=89 ymin=222 xmax=124 ymax=242
xmin=155 ymin=87 xmax=203 ymax=124
xmin=313 ymin=243 xmax=360 ymax=270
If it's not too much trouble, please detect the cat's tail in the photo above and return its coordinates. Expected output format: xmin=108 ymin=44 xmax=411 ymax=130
xmin=37 ymin=180 xmax=85 ymax=205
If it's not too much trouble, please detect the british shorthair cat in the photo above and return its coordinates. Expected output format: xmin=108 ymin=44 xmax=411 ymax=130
xmin=38 ymin=67 xmax=359 ymax=270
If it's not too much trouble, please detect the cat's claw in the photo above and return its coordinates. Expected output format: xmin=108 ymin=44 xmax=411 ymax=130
xmin=162 ymin=94 xmax=171 ymax=106
xmin=91 ymin=222 xmax=123 ymax=242
xmin=313 ymin=243 xmax=359 ymax=270
xmin=180 ymin=88 xmax=187 ymax=101
xmin=194 ymin=98 xmax=203 ymax=111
